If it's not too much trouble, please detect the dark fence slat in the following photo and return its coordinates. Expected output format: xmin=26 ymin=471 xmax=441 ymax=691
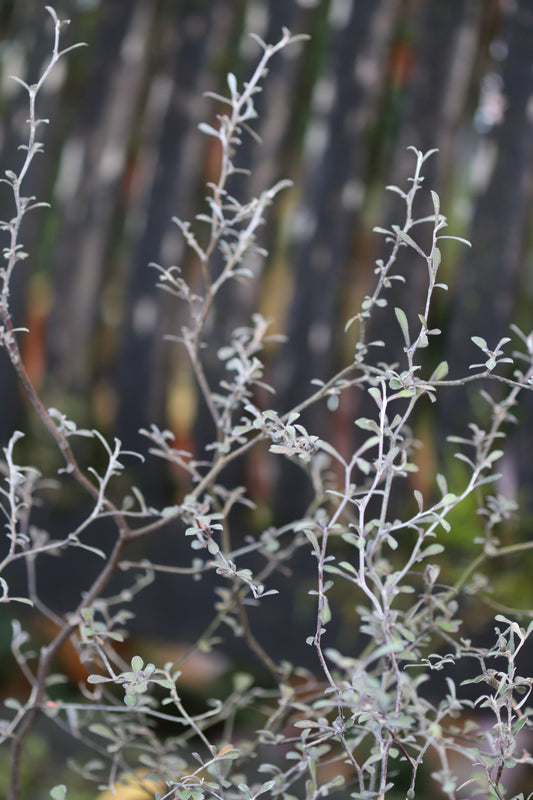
xmin=47 ymin=1 xmax=155 ymax=393
xmin=444 ymin=0 xmax=533 ymax=429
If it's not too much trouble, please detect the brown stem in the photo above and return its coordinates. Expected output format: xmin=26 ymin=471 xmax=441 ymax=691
xmin=0 ymin=311 xmax=115 ymax=509
xmin=0 ymin=311 xmax=134 ymax=799
xmin=8 ymin=532 xmax=130 ymax=800
xmin=236 ymin=594 xmax=280 ymax=677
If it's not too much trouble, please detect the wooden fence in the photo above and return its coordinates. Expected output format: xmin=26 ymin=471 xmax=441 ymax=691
xmin=1 ymin=0 xmax=533 ymax=636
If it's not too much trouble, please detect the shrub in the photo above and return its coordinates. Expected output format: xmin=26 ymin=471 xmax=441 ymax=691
xmin=1 ymin=8 xmax=533 ymax=800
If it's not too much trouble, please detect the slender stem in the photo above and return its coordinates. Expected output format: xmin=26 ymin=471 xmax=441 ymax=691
xmin=0 ymin=314 xmax=114 ymax=509
xmin=235 ymin=595 xmax=279 ymax=677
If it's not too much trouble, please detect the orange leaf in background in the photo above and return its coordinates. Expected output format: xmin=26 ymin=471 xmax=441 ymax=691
xmin=96 ymin=771 xmax=164 ymax=800
xmin=216 ymin=743 xmax=234 ymax=758
xmin=387 ymin=40 xmax=414 ymax=88
xmin=22 ymin=274 xmax=52 ymax=389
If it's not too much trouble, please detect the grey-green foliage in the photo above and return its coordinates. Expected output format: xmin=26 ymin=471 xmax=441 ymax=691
xmin=1 ymin=8 xmax=533 ymax=800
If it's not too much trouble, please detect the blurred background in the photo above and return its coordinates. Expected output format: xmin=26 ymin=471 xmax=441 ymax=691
xmin=0 ymin=0 xmax=531 ymax=466
xmin=1 ymin=1 xmax=533 ymax=790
